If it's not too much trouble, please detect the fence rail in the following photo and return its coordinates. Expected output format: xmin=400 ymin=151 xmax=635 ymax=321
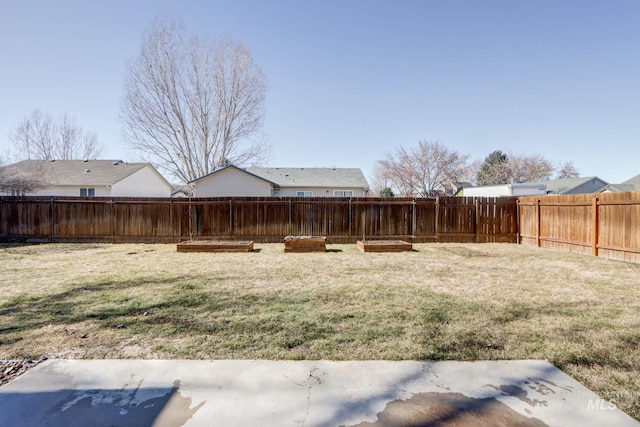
xmin=0 ymin=196 xmax=518 ymax=244
xmin=518 ymin=191 xmax=640 ymax=263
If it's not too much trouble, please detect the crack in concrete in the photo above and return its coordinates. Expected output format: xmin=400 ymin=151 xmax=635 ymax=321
xmin=301 ymin=366 xmax=323 ymax=427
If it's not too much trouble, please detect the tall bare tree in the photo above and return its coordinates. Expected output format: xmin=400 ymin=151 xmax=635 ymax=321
xmin=376 ymin=140 xmax=470 ymax=197
xmin=121 ymin=17 xmax=269 ymax=183
xmin=508 ymin=154 xmax=555 ymax=183
xmin=9 ymin=110 xmax=103 ymax=161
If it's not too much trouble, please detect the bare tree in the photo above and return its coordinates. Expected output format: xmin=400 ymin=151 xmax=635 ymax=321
xmin=57 ymin=114 xmax=101 ymax=160
xmin=367 ymin=164 xmax=395 ymax=197
xmin=477 ymin=150 xmax=557 ymax=185
xmin=556 ymin=161 xmax=580 ymax=179
xmin=121 ymin=17 xmax=269 ymax=183
xmin=0 ymin=158 xmax=49 ymax=195
xmin=508 ymin=154 xmax=555 ymax=183
xmin=9 ymin=110 xmax=103 ymax=161
xmin=376 ymin=140 xmax=470 ymax=197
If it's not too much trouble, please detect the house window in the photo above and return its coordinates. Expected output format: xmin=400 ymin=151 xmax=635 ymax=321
xmin=80 ymin=188 xmax=95 ymax=197
xmin=296 ymin=191 xmax=313 ymax=197
xmin=333 ymin=190 xmax=354 ymax=197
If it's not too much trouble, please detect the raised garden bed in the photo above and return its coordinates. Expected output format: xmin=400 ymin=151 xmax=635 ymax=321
xmin=284 ymin=236 xmax=326 ymax=253
xmin=357 ymin=240 xmax=413 ymax=252
xmin=177 ymin=240 xmax=254 ymax=253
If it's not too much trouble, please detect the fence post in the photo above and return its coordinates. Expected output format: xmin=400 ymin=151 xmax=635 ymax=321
xmin=411 ymin=199 xmax=417 ymax=242
xmin=348 ymin=198 xmax=352 ymax=243
xmin=536 ymin=198 xmax=541 ymax=247
xmin=288 ymin=198 xmax=292 ymax=236
xmin=474 ymin=198 xmax=480 ymax=243
xmin=189 ymin=198 xmax=193 ymax=241
xmin=110 ymin=199 xmax=115 ymax=244
xmin=50 ymin=198 xmax=55 ymax=242
xmin=516 ymin=198 xmax=521 ymax=244
xmin=625 ymin=193 xmax=633 ymax=255
xmin=229 ymin=199 xmax=233 ymax=238
xmin=591 ymin=196 xmax=599 ymax=256
xmin=362 ymin=206 xmax=366 ymax=241
xmin=435 ymin=197 xmax=440 ymax=242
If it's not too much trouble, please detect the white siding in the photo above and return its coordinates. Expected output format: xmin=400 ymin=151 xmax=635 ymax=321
xmin=463 ymin=185 xmax=513 ymax=197
xmin=194 ymin=168 xmax=272 ymax=197
xmin=30 ymin=185 xmax=111 ymax=197
xmin=276 ymin=187 xmax=366 ymax=197
xmin=511 ymin=186 xmax=547 ymax=196
xmin=111 ymin=166 xmax=172 ymax=197
xmin=463 ymin=184 xmax=546 ymax=197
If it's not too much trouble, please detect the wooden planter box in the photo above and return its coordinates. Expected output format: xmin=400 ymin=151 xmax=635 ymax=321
xmin=284 ymin=236 xmax=326 ymax=253
xmin=357 ymin=240 xmax=413 ymax=252
xmin=177 ymin=240 xmax=254 ymax=253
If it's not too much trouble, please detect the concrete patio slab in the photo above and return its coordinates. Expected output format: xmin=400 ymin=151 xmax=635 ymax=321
xmin=0 ymin=359 xmax=637 ymax=427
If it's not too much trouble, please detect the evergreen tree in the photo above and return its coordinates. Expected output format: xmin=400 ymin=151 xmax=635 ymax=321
xmin=476 ymin=150 xmax=511 ymax=185
xmin=379 ymin=187 xmax=394 ymax=198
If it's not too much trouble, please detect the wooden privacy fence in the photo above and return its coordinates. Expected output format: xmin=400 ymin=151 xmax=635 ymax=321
xmin=518 ymin=191 xmax=640 ymax=263
xmin=0 ymin=196 xmax=518 ymax=244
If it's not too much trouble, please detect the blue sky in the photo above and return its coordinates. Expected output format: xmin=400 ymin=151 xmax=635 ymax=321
xmin=1 ymin=0 xmax=639 ymax=184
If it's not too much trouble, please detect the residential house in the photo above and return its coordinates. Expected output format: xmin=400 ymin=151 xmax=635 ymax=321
xmin=190 ymin=165 xmax=369 ymax=197
xmin=597 ymin=174 xmax=640 ymax=193
xmin=1 ymin=159 xmax=173 ymax=197
xmin=534 ymin=177 xmax=608 ymax=195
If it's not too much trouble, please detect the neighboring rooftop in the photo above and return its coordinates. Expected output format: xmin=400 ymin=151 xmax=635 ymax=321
xmin=190 ymin=165 xmax=369 ymax=189
xmin=4 ymin=160 xmax=153 ymax=186
xmin=245 ymin=167 xmax=369 ymax=188
xmin=597 ymin=174 xmax=640 ymax=193
xmin=527 ymin=176 xmax=608 ymax=195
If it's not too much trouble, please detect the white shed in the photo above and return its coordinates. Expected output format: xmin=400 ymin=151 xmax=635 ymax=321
xmin=462 ymin=183 xmax=547 ymax=197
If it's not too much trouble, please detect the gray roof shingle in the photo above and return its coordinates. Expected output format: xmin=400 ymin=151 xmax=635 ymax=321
xmin=191 ymin=165 xmax=369 ymax=189
xmin=245 ymin=167 xmax=369 ymax=188
xmin=620 ymin=174 xmax=640 ymax=191
xmin=528 ymin=177 xmax=608 ymax=194
xmin=5 ymin=160 xmax=154 ymax=186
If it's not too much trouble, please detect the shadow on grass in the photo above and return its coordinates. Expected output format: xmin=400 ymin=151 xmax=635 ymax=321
xmin=0 ymin=276 xmax=210 ymax=341
xmin=0 ymin=276 xmax=343 ymax=357
xmin=1 ymin=278 xmax=638 ymax=376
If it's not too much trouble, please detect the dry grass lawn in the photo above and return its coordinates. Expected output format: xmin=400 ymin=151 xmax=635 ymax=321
xmin=1 ymin=242 xmax=639 ymax=418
